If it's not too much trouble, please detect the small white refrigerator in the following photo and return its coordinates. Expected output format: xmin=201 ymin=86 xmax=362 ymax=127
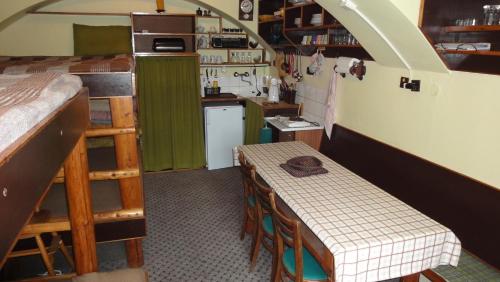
xmin=204 ymin=105 xmax=244 ymax=170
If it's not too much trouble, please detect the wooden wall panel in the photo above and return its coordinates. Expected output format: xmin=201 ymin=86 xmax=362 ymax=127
xmin=320 ymin=125 xmax=500 ymax=269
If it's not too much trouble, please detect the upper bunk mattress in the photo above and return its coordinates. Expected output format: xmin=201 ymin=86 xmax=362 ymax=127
xmin=0 ymin=54 xmax=133 ymax=74
xmin=0 ymin=73 xmax=82 ymax=155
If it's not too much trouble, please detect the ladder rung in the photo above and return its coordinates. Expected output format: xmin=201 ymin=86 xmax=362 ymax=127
xmin=86 ymin=127 xmax=135 ymax=137
xmin=54 ymin=168 xmax=140 ymax=183
xmin=20 ymin=208 xmax=144 ymax=235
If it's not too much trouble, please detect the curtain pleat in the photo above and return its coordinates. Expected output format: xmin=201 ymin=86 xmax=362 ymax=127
xmin=244 ymin=99 xmax=264 ymax=145
xmin=137 ymin=56 xmax=205 ymax=171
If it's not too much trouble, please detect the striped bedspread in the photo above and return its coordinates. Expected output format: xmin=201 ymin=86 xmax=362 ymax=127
xmin=0 ymin=54 xmax=133 ymax=74
xmin=0 ymin=73 xmax=82 ymax=155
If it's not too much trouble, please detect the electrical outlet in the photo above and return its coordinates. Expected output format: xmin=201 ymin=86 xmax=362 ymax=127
xmin=409 ymin=80 xmax=420 ymax=92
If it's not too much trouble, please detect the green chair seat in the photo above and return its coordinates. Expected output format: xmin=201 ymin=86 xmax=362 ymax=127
xmin=282 ymin=247 xmax=327 ymax=281
xmin=247 ymin=196 xmax=256 ymax=207
xmin=263 ymin=215 xmax=274 ymax=235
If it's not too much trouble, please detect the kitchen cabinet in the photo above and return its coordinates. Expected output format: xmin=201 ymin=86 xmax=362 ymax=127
xmin=420 ymin=0 xmax=500 ymax=75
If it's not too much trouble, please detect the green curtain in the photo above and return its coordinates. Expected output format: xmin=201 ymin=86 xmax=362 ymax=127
xmin=244 ymin=99 xmax=264 ymax=145
xmin=136 ymin=56 xmax=205 ymax=171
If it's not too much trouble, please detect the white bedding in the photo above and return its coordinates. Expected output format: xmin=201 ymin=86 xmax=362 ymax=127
xmin=0 ymin=73 xmax=82 ymax=155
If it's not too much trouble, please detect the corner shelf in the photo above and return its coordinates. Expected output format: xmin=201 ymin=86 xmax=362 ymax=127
xmin=420 ymin=1 xmax=500 ymax=75
xmin=258 ymin=0 xmax=371 ymax=59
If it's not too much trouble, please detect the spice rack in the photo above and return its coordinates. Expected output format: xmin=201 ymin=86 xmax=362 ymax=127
xmin=420 ymin=0 xmax=500 ymax=75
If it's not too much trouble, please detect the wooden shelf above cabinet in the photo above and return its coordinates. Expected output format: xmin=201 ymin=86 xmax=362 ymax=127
xmin=443 ymin=25 xmax=500 ymax=33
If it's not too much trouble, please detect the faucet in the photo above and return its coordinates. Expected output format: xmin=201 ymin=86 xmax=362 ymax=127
xmin=234 ymin=72 xmax=252 ymax=86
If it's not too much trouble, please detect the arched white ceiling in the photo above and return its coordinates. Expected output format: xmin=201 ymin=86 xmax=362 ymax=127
xmin=0 ymin=0 xmax=449 ymax=73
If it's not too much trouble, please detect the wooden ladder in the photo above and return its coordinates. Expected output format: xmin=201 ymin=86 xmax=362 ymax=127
xmin=56 ymin=96 xmax=144 ymax=267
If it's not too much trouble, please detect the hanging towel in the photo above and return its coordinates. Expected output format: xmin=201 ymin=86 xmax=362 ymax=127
xmin=324 ymin=70 xmax=338 ymax=139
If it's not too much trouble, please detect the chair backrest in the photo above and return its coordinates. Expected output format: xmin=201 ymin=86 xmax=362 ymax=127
xmin=269 ymin=192 xmax=304 ymax=281
xmin=252 ymin=173 xmax=273 ymax=221
xmin=238 ymin=152 xmax=255 ymax=198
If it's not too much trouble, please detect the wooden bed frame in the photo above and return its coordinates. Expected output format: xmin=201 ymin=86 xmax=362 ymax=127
xmin=0 ymin=88 xmax=99 ymax=274
xmin=53 ymin=71 xmax=145 ymax=267
xmin=0 ymin=58 xmax=145 ymax=268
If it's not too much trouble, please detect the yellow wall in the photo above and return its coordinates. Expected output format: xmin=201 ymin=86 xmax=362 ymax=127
xmin=0 ymin=0 xmax=259 ymax=56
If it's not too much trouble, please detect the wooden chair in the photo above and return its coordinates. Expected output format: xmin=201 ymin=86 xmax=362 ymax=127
xmin=7 ymin=210 xmax=74 ymax=278
xmin=238 ymin=152 xmax=257 ymax=241
xmin=269 ymin=192 xmax=332 ymax=282
xmin=249 ymin=171 xmax=275 ymax=271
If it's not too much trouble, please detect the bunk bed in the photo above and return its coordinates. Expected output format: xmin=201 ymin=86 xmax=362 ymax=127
xmin=0 ymin=55 xmax=145 ymax=267
xmin=0 ymin=73 xmax=97 ymax=273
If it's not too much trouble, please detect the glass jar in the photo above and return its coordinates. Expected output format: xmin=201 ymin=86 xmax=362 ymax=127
xmin=495 ymin=5 xmax=500 ymax=25
xmin=483 ymin=5 xmax=498 ymax=25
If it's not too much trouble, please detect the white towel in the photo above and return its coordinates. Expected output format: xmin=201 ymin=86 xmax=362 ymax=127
xmin=324 ymin=71 xmax=337 ymax=139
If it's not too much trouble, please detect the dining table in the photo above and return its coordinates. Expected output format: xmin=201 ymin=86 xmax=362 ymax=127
xmin=239 ymin=141 xmax=461 ymax=282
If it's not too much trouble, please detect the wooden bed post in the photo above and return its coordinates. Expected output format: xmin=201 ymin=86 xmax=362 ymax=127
xmin=109 ymin=96 xmax=144 ymax=267
xmin=64 ymin=134 xmax=98 ymax=274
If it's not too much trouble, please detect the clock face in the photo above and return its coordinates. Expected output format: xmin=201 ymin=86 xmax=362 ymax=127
xmin=239 ymin=0 xmax=254 ymax=21
xmin=240 ymin=0 xmax=253 ymax=14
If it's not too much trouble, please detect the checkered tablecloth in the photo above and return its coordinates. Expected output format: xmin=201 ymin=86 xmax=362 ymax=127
xmin=239 ymin=141 xmax=461 ymax=282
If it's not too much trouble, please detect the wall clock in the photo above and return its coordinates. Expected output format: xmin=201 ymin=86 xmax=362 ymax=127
xmin=239 ymin=0 xmax=254 ymax=21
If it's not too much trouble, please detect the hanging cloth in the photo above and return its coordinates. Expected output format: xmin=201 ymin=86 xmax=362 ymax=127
xmin=324 ymin=70 xmax=338 ymax=139
xmin=136 ymin=56 xmax=206 ymax=171
xmin=244 ymin=99 xmax=264 ymax=145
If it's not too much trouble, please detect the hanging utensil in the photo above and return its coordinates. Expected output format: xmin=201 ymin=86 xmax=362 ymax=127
xmin=205 ymin=68 xmax=210 ymax=86
xmin=281 ymin=51 xmax=290 ymax=75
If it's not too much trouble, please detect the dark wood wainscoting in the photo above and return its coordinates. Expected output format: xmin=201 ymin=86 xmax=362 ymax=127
xmin=320 ymin=124 xmax=500 ymax=269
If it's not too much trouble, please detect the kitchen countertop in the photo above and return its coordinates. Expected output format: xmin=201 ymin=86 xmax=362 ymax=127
xmin=246 ymin=96 xmax=300 ymax=112
xmin=265 ymin=116 xmax=323 ymax=132
xmin=201 ymin=95 xmax=300 ymax=112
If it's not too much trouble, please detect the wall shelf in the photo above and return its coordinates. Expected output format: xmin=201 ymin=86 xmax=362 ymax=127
xmin=134 ymin=32 xmax=195 ymax=36
xmin=442 ymin=50 xmax=500 ymax=56
xmin=259 ymin=17 xmax=283 ymax=24
xmin=258 ymin=0 xmax=370 ymax=59
xmin=200 ymin=62 xmax=270 ymax=67
xmin=420 ymin=0 xmax=500 ymax=75
xmin=303 ymin=44 xmax=362 ymax=48
xmin=443 ymin=25 xmax=500 ymax=33
xmin=285 ymin=2 xmax=317 ymax=10
xmin=197 ymin=48 xmax=264 ymax=50
xmin=285 ymin=24 xmax=342 ymax=32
